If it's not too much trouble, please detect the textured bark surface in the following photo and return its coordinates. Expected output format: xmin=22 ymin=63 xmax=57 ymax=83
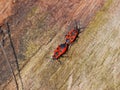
xmin=0 ymin=0 xmax=15 ymax=25
xmin=0 ymin=0 xmax=120 ymax=90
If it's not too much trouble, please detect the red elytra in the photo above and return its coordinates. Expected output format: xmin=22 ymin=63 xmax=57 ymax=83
xmin=65 ymin=29 xmax=79 ymax=45
xmin=52 ymin=43 xmax=68 ymax=60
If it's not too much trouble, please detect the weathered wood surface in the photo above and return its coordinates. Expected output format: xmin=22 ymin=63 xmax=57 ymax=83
xmin=0 ymin=0 xmax=15 ymax=25
xmin=0 ymin=0 xmax=120 ymax=90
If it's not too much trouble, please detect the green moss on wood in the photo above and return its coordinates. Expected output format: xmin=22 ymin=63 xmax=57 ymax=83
xmin=25 ymin=41 xmax=39 ymax=58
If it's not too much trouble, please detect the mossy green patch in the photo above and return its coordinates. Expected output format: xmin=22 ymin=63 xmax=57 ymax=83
xmin=65 ymin=0 xmax=114 ymax=89
xmin=25 ymin=41 xmax=39 ymax=58
xmin=27 ymin=6 xmax=38 ymax=18
xmin=81 ymin=0 xmax=113 ymax=49
xmin=85 ymin=0 xmax=113 ymax=32
xmin=36 ymin=12 xmax=49 ymax=29
xmin=102 ymin=0 xmax=113 ymax=12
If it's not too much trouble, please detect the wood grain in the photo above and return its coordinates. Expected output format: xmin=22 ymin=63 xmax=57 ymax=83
xmin=0 ymin=0 xmax=120 ymax=90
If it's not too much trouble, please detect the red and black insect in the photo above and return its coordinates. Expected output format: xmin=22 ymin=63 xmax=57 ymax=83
xmin=52 ymin=43 xmax=68 ymax=60
xmin=65 ymin=29 xmax=79 ymax=45
xmin=52 ymin=21 xmax=84 ymax=63
xmin=65 ymin=21 xmax=82 ymax=45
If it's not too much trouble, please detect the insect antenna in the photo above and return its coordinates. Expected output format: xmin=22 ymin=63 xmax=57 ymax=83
xmin=49 ymin=56 xmax=54 ymax=62
xmin=6 ymin=22 xmax=24 ymax=90
xmin=57 ymin=59 xmax=62 ymax=64
xmin=74 ymin=20 xmax=78 ymax=30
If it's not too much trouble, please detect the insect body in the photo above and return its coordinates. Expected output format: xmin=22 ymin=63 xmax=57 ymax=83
xmin=65 ymin=29 xmax=79 ymax=45
xmin=52 ymin=43 xmax=68 ymax=60
xmin=52 ymin=21 xmax=83 ymax=63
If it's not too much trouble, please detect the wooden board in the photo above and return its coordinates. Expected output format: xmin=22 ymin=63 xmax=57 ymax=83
xmin=0 ymin=0 xmax=120 ymax=90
